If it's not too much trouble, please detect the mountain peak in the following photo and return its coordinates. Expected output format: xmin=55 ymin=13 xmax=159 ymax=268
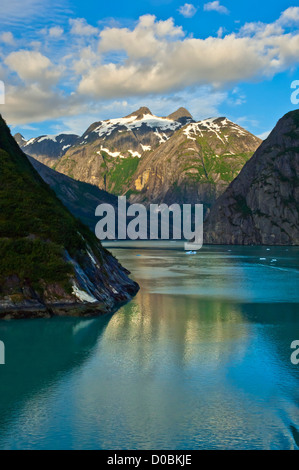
xmin=125 ymin=107 xmax=153 ymax=120
xmin=14 ymin=132 xmax=27 ymax=146
xmin=167 ymin=108 xmax=193 ymax=121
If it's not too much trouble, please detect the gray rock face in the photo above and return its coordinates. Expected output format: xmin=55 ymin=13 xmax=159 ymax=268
xmin=27 ymin=156 xmax=118 ymax=232
xmin=204 ymin=110 xmax=299 ymax=245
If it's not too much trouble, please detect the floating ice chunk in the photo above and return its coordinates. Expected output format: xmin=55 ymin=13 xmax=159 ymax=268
xmin=259 ymin=258 xmax=266 ymax=260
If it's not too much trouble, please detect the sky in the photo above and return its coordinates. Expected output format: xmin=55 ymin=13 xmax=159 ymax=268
xmin=0 ymin=0 xmax=298 ymax=139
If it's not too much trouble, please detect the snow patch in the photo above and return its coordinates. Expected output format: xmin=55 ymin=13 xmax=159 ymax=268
xmin=72 ymin=284 xmax=98 ymax=303
xmin=93 ymin=113 xmax=180 ymax=138
xmin=37 ymin=135 xmax=59 ymax=143
xmin=128 ymin=149 xmax=141 ymax=158
xmin=98 ymin=146 xmax=125 ymax=158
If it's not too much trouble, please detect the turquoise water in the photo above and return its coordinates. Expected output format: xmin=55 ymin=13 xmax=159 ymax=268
xmin=0 ymin=242 xmax=298 ymax=450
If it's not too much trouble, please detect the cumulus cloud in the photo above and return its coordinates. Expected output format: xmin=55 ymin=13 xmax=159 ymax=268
xmin=69 ymin=18 xmax=99 ymax=36
xmin=277 ymin=6 xmax=299 ymax=25
xmin=1 ymin=8 xmax=299 ymax=126
xmin=204 ymin=1 xmax=229 ymax=15
xmin=2 ymin=83 xmax=85 ymax=124
xmin=178 ymin=3 xmax=198 ymax=18
xmin=77 ymin=13 xmax=299 ymax=99
xmin=5 ymin=50 xmax=61 ymax=86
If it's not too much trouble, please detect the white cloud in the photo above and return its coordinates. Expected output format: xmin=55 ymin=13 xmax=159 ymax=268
xmin=78 ymin=14 xmax=299 ymax=99
xmin=204 ymin=1 xmax=229 ymax=15
xmin=278 ymin=7 xmax=299 ymax=25
xmin=178 ymin=3 xmax=198 ymax=18
xmin=0 ymin=32 xmax=15 ymax=45
xmin=49 ymin=26 xmax=64 ymax=38
xmin=5 ymin=50 xmax=61 ymax=85
xmin=2 ymin=83 xmax=84 ymax=124
xmin=69 ymin=18 xmax=99 ymax=36
xmin=1 ymin=8 xmax=299 ymax=127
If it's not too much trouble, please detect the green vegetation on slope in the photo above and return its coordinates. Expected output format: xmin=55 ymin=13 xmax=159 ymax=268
xmin=0 ymin=117 xmax=104 ymax=295
xmin=101 ymin=152 xmax=140 ymax=194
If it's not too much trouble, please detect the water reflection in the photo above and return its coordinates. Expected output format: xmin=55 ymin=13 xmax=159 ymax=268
xmin=0 ymin=243 xmax=298 ymax=449
xmin=0 ymin=316 xmax=112 ymax=445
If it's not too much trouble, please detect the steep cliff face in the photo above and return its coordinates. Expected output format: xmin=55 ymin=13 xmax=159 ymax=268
xmin=0 ymin=115 xmax=138 ymax=319
xmin=127 ymin=117 xmax=261 ymax=207
xmin=27 ymin=156 xmax=118 ymax=232
xmin=15 ymin=133 xmax=79 ymax=167
xmin=204 ymin=110 xmax=299 ymax=245
xmin=53 ymin=107 xmax=193 ymax=193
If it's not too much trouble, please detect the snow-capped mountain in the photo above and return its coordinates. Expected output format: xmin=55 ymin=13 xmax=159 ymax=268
xmin=15 ymin=133 xmax=79 ymax=167
xmin=126 ymin=116 xmax=262 ymax=207
xmin=73 ymin=107 xmax=193 ymax=155
xmin=15 ymin=108 xmax=261 ymax=210
xmin=53 ymin=107 xmax=194 ymax=192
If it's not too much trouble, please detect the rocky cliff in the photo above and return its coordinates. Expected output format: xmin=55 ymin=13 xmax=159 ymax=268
xmin=0 ymin=115 xmax=139 ymax=319
xmin=127 ymin=117 xmax=261 ymax=207
xmin=204 ymin=110 xmax=299 ymax=245
xmin=27 ymin=156 xmax=118 ymax=232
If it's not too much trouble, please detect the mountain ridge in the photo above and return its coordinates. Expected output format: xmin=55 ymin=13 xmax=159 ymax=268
xmin=15 ymin=109 xmax=261 ymax=209
xmin=1 ymin=114 xmax=138 ymax=318
xmin=204 ymin=110 xmax=299 ymax=245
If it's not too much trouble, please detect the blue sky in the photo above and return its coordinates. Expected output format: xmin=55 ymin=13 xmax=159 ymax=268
xmin=0 ymin=0 xmax=298 ymax=139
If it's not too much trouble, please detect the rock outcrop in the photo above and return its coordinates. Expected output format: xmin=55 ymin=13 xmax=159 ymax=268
xmin=204 ymin=110 xmax=299 ymax=245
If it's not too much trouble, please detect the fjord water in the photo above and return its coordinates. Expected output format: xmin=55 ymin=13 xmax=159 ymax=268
xmin=0 ymin=242 xmax=298 ymax=450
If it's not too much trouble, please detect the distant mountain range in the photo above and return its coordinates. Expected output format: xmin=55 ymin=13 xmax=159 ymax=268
xmin=15 ymin=132 xmax=79 ymax=167
xmin=16 ymin=107 xmax=261 ymax=209
xmin=14 ymin=107 xmax=299 ymax=246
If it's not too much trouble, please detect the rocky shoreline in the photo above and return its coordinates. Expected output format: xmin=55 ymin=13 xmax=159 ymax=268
xmin=0 ymin=297 xmax=137 ymax=320
xmin=0 ymin=251 xmax=139 ymax=320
